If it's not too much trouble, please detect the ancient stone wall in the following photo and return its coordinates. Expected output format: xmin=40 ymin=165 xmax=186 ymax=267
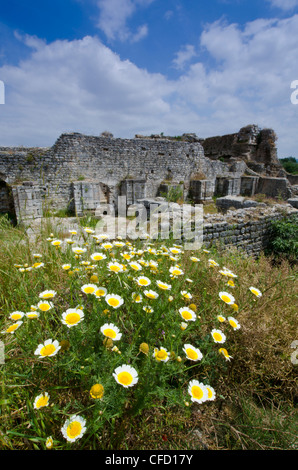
xmin=203 ymin=205 xmax=297 ymax=257
xmin=0 ymin=132 xmax=238 ymax=217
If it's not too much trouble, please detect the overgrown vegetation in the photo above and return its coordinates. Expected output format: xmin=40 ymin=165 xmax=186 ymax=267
xmin=265 ymin=216 xmax=298 ymax=263
xmin=0 ymin=215 xmax=297 ymax=450
xmin=279 ymin=157 xmax=298 ymax=175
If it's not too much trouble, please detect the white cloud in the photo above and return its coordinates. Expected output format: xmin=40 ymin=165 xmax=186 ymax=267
xmin=1 ymin=14 xmax=298 ymax=157
xmin=0 ymin=35 xmax=175 ymax=146
xmin=172 ymin=44 xmax=197 ymax=70
xmin=96 ymin=0 xmax=154 ymax=42
xmin=268 ymin=0 xmax=298 ymax=10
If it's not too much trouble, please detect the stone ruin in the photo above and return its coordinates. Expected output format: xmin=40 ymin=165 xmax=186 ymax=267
xmin=0 ymin=124 xmax=297 ymax=224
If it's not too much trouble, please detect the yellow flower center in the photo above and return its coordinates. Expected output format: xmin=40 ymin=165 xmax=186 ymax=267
xmin=103 ymin=328 xmax=116 ymax=339
xmin=110 ymin=265 xmax=121 ymax=272
xmin=213 ymin=332 xmax=222 ymax=342
xmin=185 ymin=348 xmax=198 ymax=360
xmin=42 ymin=293 xmax=54 ymax=299
xmin=220 ymin=348 xmax=228 ymax=357
xmin=156 ymin=350 xmax=168 ymax=361
xmin=93 ymin=255 xmax=104 ymax=260
xmin=7 ymin=324 xmax=19 ymax=333
xmin=40 ymin=344 xmax=56 ymax=356
xmin=172 ymin=269 xmax=181 ymax=275
xmin=139 ymin=279 xmax=149 ymax=285
xmin=11 ymin=314 xmax=22 ymax=320
xmin=39 ymin=303 xmax=51 ymax=311
xmin=117 ymin=371 xmax=133 ymax=386
xmin=221 ymin=294 xmax=232 ymax=303
xmin=83 ymin=286 xmax=95 ymax=294
xmin=108 ymin=298 xmax=120 ymax=307
xmin=65 ymin=313 xmax=81 ymax=325
xmin=181 ymin=310 xmax=192 ymax=320
xmin=95 ymin=289 xmax=106 ymax=297
xmin=36 ymin=395 xmax=49 ymax=408
xmin=229 ymin=320 xmax=237 ymax=328
xmin=66 ymin=421 xmax=82 ymax=439
xmin=146 ymin=292 xmax=156 ymax=299
xmin=207 ymin=388 xmax=213 ymax=399
xmin=191 ymin=385 xmax=204 ymax=400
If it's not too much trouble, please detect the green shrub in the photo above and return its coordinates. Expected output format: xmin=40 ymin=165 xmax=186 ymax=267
xmin=265 ymin=216 xmax=298 ymax=263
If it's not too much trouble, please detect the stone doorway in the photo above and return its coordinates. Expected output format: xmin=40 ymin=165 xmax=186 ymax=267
xmin=0 ymin=179 xmax=17 ymax=223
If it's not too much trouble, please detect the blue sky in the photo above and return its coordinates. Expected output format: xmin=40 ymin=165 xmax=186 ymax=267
xmin=1 ymin=0 xmax=298 ymax=157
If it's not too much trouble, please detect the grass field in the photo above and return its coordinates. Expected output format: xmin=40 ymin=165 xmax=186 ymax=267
xmin=0 ymin=215 xmax=297 ymax=450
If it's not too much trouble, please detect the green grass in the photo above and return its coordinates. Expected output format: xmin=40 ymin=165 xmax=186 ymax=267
xmin=0 ymin=215 xmax=297 ymax=450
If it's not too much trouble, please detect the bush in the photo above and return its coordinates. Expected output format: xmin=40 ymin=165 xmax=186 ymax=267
xmin=265 ymin=216 xmax=298 ymax=263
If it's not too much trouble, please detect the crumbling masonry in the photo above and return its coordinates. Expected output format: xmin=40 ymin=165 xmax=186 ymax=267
xmin=0 ymin=124 xmax=297 ymax=224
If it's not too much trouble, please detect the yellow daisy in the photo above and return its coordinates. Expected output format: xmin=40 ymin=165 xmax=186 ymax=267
xmin=219 ymin=291 xmax=235 ymax=305
xmin=178 ymin=306 xmax=197 ymax=322
xmin=107 ymin=261 xmax=124 ymax=273
xmin=33 ymin=392 xmax=50 ymax=409
xmin=51 ymin=239 xmax=62 ymax=247
xmin=113 ymin=364 xmax=138 ymax=388
xmin=217 ymin=315 xmax=226 ymax=323
xmin=156 ymin=280 xmax=171 ymax=290
xmin=45 ymin=436 xmax=54 ymax=449
xmin=2 ymin=321 xmax=23 ymax=334
xmin=144 ymin=289 xmax=159 ymax=299
xmin=143 ymin=306 xmax=154 ymax=313
xmin=181 ymin=290 xmax=192 ymax=299
xmin=39 ymin=290 xmax=57 ymax=300
xmin=72 ymin=246 xmax=87 ymax=255
xmin=219 ymin=348 xmax=233 ymax=361
xmin=153 ymin=347 xmax=169 ymax=362
xmin=61 ymin=309 xmax=84 ymax=328
xmin=136 ymin=276 xmax=151 ymax=287
xmin=188 ymin=380 xmax=209 ymax=404
xmin=249 ymin=286 xmax=262 ymax=298
xmin=62 ymin=264 xmax=72 ymax=270
xmin=94 ymin=287 xmax=107 ymax=298
xmin=105 ymin=294 xmax=124 ymax=309
xmin=34 ymin=339 xmax=61 ymax=358
xmin=37 ymin=300 xmax=54 ymax=312
xmin=26 ymin=311 xmax=40 ymax=319
xmin=206 ymin=385 xmax=216 ymax=401
xmin=169 ymin=265 xmax=184 ymax=277
xmin=132 ymin=292 xmax=143 ymax=303
xmin=91 ymin=252 xmax=107 ymax=261
xmin=129 ymin=261 xmax=142 ymax=271
xmin=81 ymin=284 xmax=98 ymax=295
xmin=100 ymin=323 xmax=122 ymax=341
xmin=61 ymin=415 xmax=87 ymax=443
xmin=9 ymin=311 xmax=24 ymax=321
xmin=102 ymin=242 xmax=113 ymax=250
xmin=211 ymin=329 xmax=226 ymax=344
xmin=228 ymin=316 xmax=241 ymax=330
xmin=183 ymin=344 xmax=203 ymax=362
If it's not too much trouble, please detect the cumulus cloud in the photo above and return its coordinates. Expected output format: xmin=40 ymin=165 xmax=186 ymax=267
xmin=0 ymin=35 xmax=176 ymax=146
xmin=172 ymin=44 xmax=197 ymax=70
xmin=1 ymin=13 xmax=298 ymax=157
xmin=268 ymin=0 xmax=298 ymax=10
xmin=96 ymin=0 xmax=154 ymax=42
